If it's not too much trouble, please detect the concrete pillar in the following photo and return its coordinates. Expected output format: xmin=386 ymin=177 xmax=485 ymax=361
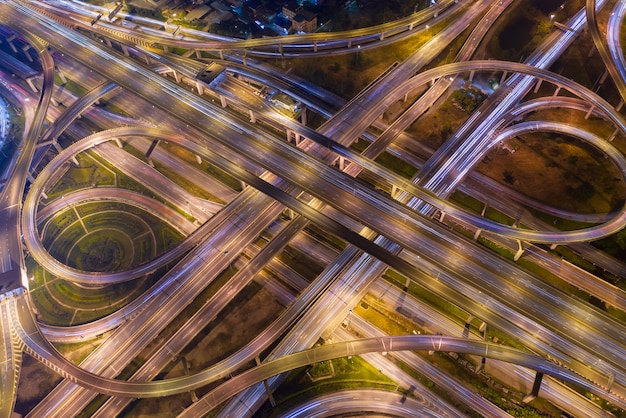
xmin=439 ymin=211 xmax=445 ymax=222
xmin=52 ymin=141 xmax=63 ymax=153
xmin=300 ymin=106 xmax=307 ymax=125
xmin=469 ymin=70 xmax=475 ymax=82
xmin=380 ymin=32 xmax=384 ymax=41
xmin=476 ymin=356 xmax=486 ymax=373
xmin=550 ymin=243 xmax=558 ymax=250
xmin=391 ymin=184 xmax=400 ymax=199
xmin=608 ymin=127 xmax=618 ymax=142
xmin=599 ymin=69 xmax=609 ymax=84
xmin=522 ymin=372 xmax=544 ymax=403
xmin=220 ymin=95 xmax=227 ymax=108
xmin=55 ymin=65 xmax=67 ymax=84
xmin=163 ymin=45 xmax=169 ymax=52
xmin=249 ymin=109 xmax=256 ymax=123
xmin=617 ymin=100 xmax=624 ymax=112
xmin=219 ymin=50 xmax=224 ymax=60
xmin=473 ymin=228 xmax=482 ymax=241
xmin=533 ymin=78 xmax=542 ymax=93
xmin=195 ymin=50 xmax=202 ymax=59
xmin=255 ymin=356 xmax=276 ymax=407
xmin=588 ymin=45 xmax=596 ymax=57
xmin=462 ymin=315 xmax=473 ymax=338
xmin=22 ymin=44 xmax=33 ymax=62
xmin=71 ymin=156 xmax=79 ymax=165
xmin=144 ymin=52 xmax=150 ymax=65
xmin=172 ymin=70 xmax=180 ymax=83
xmin=26 ymin=77 xmax=39 ymax=93
xmin=585 ymin=105 xmax=594 ymax=119
xmin=500 ymin=71 xmax=507 ymax=85
xmin=240 ymin=180 xmax=246 ymax=190
xmin=336 ymin=156 xmax=346 ymax=170
xmin=195 ymin=81 xmax=203 ymax=95
xmin=313 ymin=41 xmax=317 ymax=52
xmin=114 ymin=138 xmax=123 ymax=148
xmin=196 ymin=154 xmax=202 ymax=164
xmin=145 ymin=139 xmax=160 ymax=159
xmin=40 ymin=191 xmax=48 ymax=199
xmin=408 ymin=22 xmax=413 ymax=30
xmin=27 ymin=174 xmax=35 ymax=184
xmin=104 ymin=38 xmax=112 ymax=48
xmin=6 ymin=34 xmax=18 ymax=53
xmin=513 ymin=240 xmax=524 ymax=261
xmin=121 ymin=44 xmax=130 ymax=57
xmin=347 ymin=38 xmax=352 ymax=48
xmin=553 ymin=86 xmax=561 ymax=97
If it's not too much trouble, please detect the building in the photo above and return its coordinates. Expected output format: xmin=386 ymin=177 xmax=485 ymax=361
xmin=292 ymin=9 xmax=316 ymax=33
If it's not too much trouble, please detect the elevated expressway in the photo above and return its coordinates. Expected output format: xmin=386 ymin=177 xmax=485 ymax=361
xmin=1 ymin=0 xmax=624 ymax=418
xmin=31 ymin=0 xmax=462 ymax=57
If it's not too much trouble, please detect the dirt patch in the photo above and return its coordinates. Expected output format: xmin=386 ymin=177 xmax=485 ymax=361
xmin=476 ymin=133 xmax=626 ymax=213
xmin=127 ymin=287 xmax=285 ymax=416
xmin=15 ymin=354 xmax=62 ymax=415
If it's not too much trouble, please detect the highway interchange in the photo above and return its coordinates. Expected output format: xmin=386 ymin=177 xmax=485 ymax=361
xmin=1 ymin=0 xmax=626 ymax=417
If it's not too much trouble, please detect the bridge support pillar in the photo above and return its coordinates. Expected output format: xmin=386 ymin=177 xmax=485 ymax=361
xmin=163 ymin=45 xmax=169 ymax=52
xmin=25 ymin=76 xmax=38 ymax=93
xmin=104 ymin=38 xmax=112 ymax=48
xmin=513 ymin=240 xmax=524 ymax=261
xmin=284 ymin=208 xmax=295 ymax=219
xmin=391 ymin=184 xmax=402 ymax=200
xmin=249 ymin=109 xmax=256 ymax=123
xmin=607 ymin=373 xmax=615 ymax=392
xmin=609 ymin=128 xmax=618 ymax=142
xmin=439 ymin=211 xmax=445 ymax=222
xmin=300 ymin=106 xmax=307 ymax=125
xmin=171 ymin=70 xmax=180 ymax=83
xmin=469 ymin=70 xmax=475 ymax=82
xmin=196 ymin=154 xmax=202 ymax=164
xmin=114 ymin=138 xmax=123 ymax=148
xmin=462 ymin=315 xmax=473 ymax=338
xmin=241 ymin=180 xmax=246 ymax=190
xmin=523 ymin=372 xmax=544 ymax=403
xmin=121 ymin=44 xmax=129 ymax=56
xmin=550 ymin=243 xmax=558 ymax=250
xmin=145 ymin=139 xmax=160 ymax=160
xmin=500 ymin=71 xmax=508 ymax=85
xmin=617 ymin=100 xmax=624 ymax=112
xmin=585 ymin=105 xmax=594 ymax=120
xmin=533 ymin=78 xmax=542 ymax=93
xmin=588 ymin=45 xmax=596 ymax=57
xmin=220 ymin=95 xmax=227 ymax=108
xmin=195 ymin=81 xmax=203 ymax=95
xmin=195 ymin=50 xmax=203 ymax=59
xmin=473 ymin=228 xmax=482 ymax=241
xmin=52 ymin=141 xmax=63 ymax=153
xmin=71 ymin=156 xmax=79 ymax=166
xmin=219 ymin=49 xmax=224 ymax=60
xmin=313 ymin=41 xmax=317 ymax=52
xmin=254 ymin=356 xmax=276 ymax=406
xmin=40 ymin=190 xmax=48 ymax=199
xmin=336 ymin=156 xmax=348 ymax=171
xmin=21 ymin=44 xmax=33 ymax=62
xmin=348 ymin=39 xmax=352 ymax=48
xmin=6 ymin=34 xmax=18 ymax=53
xmin=55 ymin=65 xmax=67 ymax=84
xmin=553 ymin=86 xmax=560 ymax=97
xmin=599 ymin=69 xmax=609 ymax=85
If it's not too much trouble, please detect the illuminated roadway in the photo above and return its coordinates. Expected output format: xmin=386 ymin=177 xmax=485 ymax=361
xmin=1 ymin=1 xmax=624 ymax=416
